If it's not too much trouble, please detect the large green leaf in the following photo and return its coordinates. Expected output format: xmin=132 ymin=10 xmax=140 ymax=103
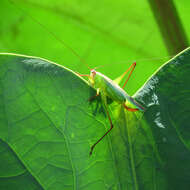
xmin=0 ymin=47 xmax=190 ymax=190
xmin=0 ymin=54 xmax=118 ymax=190
xmin=134 ymin=47 xmax=190 ymax=189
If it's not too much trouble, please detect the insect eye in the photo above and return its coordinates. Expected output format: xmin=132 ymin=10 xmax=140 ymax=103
xmin=91 ymin=69 xmax=96 ymax=75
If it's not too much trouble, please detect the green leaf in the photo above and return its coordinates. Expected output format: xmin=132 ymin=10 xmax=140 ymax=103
xmin=0 ymin=53 xmax=120 ymax=190
xmin=0 ymin=47 xmax=190 ymax=190
xmin=134 ymin=47 xmax=190 ymax=189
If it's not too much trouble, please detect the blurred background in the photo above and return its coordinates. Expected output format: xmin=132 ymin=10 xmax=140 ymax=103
xmin=0 ymin=0 xmax=189 ymax=94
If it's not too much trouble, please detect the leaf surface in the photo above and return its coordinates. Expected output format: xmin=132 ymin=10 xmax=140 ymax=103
xmin=134 ymin=47 xmax=190 ymax=189
xmin=0 ymin=47 xmax=190 ymax=189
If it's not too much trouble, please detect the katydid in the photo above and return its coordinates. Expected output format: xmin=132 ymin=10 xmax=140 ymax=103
xmin=10 ymin=0 xmax=145 ymax=156
xmin=79 ymin=62 xmax=145 ymax=155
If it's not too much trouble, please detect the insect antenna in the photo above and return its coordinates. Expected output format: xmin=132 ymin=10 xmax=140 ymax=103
xmin=8 ymin=0 xmax=91 ymax=70
xmin=93 ymin=65 xmax=105 ymax=70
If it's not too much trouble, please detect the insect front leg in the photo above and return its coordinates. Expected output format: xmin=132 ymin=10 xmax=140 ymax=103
xmin=89 ymin=92 xmax=114 ymax=156
xmin=88 ymin=88 xmax=100 ymax=101
xmin=76 ymin=72 xmax=90 ymax=77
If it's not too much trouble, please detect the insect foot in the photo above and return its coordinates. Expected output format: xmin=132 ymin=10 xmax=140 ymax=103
xmin=89 ymin=145 xmax=95 ymax=157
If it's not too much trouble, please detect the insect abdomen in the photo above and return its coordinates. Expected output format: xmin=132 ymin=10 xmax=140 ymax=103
xmin=95 ymin=72 xmax=129 ymax=103
xmin=102 ymin=75 xmax=127 ymax=103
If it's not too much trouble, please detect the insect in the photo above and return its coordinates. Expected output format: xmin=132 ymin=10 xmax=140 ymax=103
xmin=9 ymin=0 xmax=149 ymax=156
xmin=79 ymin=62 xmax=145 ymax=155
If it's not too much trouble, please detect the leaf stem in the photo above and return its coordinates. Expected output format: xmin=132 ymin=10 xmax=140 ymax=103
xmin=148 ymin=0 xmax=189 ymax=55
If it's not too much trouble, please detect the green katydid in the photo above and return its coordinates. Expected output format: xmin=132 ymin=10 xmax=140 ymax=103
xmin=10 ymin=0 xmax=145 ymax=156
xmin=79 ymin=62 xmax=145 ymax=155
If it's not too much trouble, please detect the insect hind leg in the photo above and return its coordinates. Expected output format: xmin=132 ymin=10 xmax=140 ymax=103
xmin=123 ymin=104 xmax=139 ymax=112
xmin=122 ymin=62 xmax=136 ymax=89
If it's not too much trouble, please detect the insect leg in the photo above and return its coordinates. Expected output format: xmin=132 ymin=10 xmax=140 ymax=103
xmin=89 ymin=93 xmax=113 ymax=156
xmin=76 ymin=72 xmax=90 ymax=77
xmin=122 ymin=62 xmax=136 ymax=89
xmin=113 ymin=62 xmax=136 ymax=87
xmin=123 ymin=104 xmax=139 ymax=112
xmin=88 ymin=94 xmax=99 ymax=101
xmin=88 ymin=88 xmax=100 ymax=101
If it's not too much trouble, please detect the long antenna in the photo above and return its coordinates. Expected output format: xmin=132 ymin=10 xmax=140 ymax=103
xmin=8 ymin=0 xmax=91 ymax=70
xmin=111 ymin=55 xmax=174 ymax=66
xmin=9 ymin=0 xmax=175 ymax=70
